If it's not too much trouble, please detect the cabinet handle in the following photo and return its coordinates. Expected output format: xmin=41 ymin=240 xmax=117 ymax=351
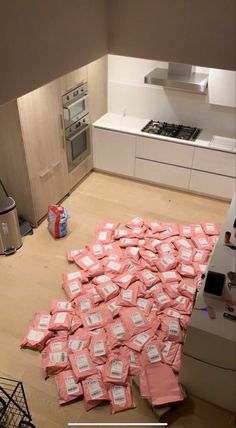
xmin=51 ymin=160 xmax=62 ymax=169
xmin=61 ymin=134 xmax=65 ymax=150
xmin=39 ymin=168 xmax=50 ymax=179
xmin=59 ymin=113 xmax=64 ymax=130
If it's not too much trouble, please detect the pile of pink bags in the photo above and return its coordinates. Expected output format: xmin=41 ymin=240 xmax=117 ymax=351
xmin=21 ymin=218 xmax=219 ymax=413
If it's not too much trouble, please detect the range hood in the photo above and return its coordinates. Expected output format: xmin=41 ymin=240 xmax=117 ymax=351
xmin=144 ymin=62 xmax=208 ymax=94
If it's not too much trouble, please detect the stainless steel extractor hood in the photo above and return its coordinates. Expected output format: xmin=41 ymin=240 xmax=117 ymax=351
xmin=144 ymin=62 xmax=208 ymax=94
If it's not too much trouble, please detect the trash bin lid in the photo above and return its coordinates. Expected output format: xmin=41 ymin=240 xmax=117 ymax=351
xmin=0 ymin=196 xmax=16 ymax=214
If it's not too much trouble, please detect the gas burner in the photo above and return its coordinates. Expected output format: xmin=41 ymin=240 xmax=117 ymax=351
xmin=142 ymin=120 xmax=201 ymax=141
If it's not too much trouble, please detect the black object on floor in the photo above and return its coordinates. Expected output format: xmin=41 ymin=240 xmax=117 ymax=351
xmin=18 ymin=216 xmax=34 ymax=236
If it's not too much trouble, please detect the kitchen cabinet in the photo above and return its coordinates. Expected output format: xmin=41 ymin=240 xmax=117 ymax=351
xmin=192 ymin=147 xmax=236 ymax=178
xmin=208 ymin=69 xmax=236 ymax=108
xmin=189 ymin=170 xmax=235 ymax=200
xmin=93 ymin=128 xmax=136 ymax=176
xmin=135 ymin=158 xmax=191 ymax=189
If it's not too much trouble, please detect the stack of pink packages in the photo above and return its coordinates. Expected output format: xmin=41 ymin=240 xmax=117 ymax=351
xmin=21 ymin=218 xmax=219 ymax=413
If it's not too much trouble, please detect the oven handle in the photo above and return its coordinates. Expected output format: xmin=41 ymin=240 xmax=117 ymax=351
xmin=66 ymin=125 xmax=89 ymax=142
xmin=64 ymin=93 xmax=88 ymax=109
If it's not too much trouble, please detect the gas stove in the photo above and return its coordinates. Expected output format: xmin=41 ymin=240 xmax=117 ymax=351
xmin=142 ymin=120 xmax=201 ymax=141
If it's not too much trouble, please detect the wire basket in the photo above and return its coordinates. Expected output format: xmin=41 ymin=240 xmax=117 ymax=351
xmin=0 ymin=377 xmax=35 ymax=428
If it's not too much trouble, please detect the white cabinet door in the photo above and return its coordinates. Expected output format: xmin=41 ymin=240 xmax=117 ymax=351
xmin=93 ymin=128 xmax=136 ymax=176
xmin=208 ymin=69 xmax=236 ymax=108
xmin=189 ymin=170 xmax=235 ymax=200
xmin=136 ymin=136 xmax=194 ymax=167
xmin=135 ymin=158 xmax=191 ymax=190
xmin=192 ymin=147 xmax=236 ymax=177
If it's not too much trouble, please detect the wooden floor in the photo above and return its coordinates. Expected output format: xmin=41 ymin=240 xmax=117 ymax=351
xmin=0 ymin=172 xmax=234 ymax=428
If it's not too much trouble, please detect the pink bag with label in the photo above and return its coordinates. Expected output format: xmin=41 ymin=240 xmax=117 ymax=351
xmin=162 ymin=308 xmax=190 ymax=330
xmin=139 ymin=270 xmax=159 ymax=287
xmin=144 ymin=238 xmax=162 ymax=252
xmin=178 ymin=224 xmax=192 ymax=238
xmin=67 ymin=249 xmax=83 ymax=262
xmin=97 ymin=281 xmax=120 ymax=302
xmin=209 ymin=235 xmax=218 ymax=246
xmin=73 ymin=250 xmax=98 ymax=271
xmin=163 ymin=282 xmax=180 ymax=299
xmin=125 ymin=329 xmax=154 ymax=352
xmin=20 ymin=326 xmax=53 ymax=351
xmin=85 ymin=285 xmax=103 ymax=305
xmin=179 ymin=281 xmax=197 ymax=300
xmin=156 ymin=254 xmax=177 ymax=272
xmin=115 ymin=272 xmax=136 ymax=289
xmin=81 ymin=307 xmax=113 ymax=330
xmin=153 ymin=291 xmax=172 ymax=312
xmin=106 ymin=298 xmax=122 ymax=318
xmin=113 ymin=228 xmax=130 ymax=239
xmin=45 ymin=334 xmax=68 ymax=352
xmin=63 ymin=270 xmax=88 ymax=284
xmin=139 ymin=369 xmax=150 ymax=398
xmin=161 ymin=340 xmax=179 ymax=365
xmin=88 ymin=242 xmax=106 ymax=259
xmin=171 ymin=295 xmax=193 ymax=314
xmin=69 ymin=348 xmax=97 ymax=381
xmin=201 ymin=222 xmax=219 ymax=236
xmin=105 ymin=260 xmax=125 ymax=275
xmin=172 ymin=344 xmax=183 ymax=373
xmin=177 ymin=263 xmax=195 ymax=278
xmin=87 ymin=262 xmax=104 ymax=278
xmin=145 ymin=363 xmax=184 ymax=406
xmin=49 ymin=311 xmax=73 ymax=332
xmin=157 ymin=242 xmax=175 ymax=256
xmin=177 ymin=246 xmax=193 ymax=264
xmin=140 ymin=249 xmax=159 ymax=266
xmin=140 ymin=258 xmax=158 ymax=272
xmin=126 ymin=217 xmax=144 ymax=228
xmin=93 ymin=274 xmax=113 ymax=285
xmin=105 ymin=319 xmax=130 ymax=348
xmin=62 ymin=279 xmax=84 ymax=301
xmin=136 ymin=297 xmax=154 ymax=316
xmin=159 ymin=270 xmax=182 ymax=284
xmin=145 ymin=220 xmax=165 ymax=233
xmin=109 ymin=383 xmax=136 ymax=414
xmin=95 ymin=229 xmax=113 ymax=244
xmin=70 ymin=314 xmax=83 ymax=334
xmin=55 ymin=369 xmax=83 ymax=404
xmin=126 ymin=348 xmax=141 ymax=376
xmin=118 ymin=285 xmax=138 ymax=307
xmin=82 ymin=372 xmax=109 ymax=404
xmin=68 ymin=329 xmax=91 ymax=352
xmin=140 ymin=339 xmax=164 ymax=366
xmin=129 ymin=226 xmax=147 ymax=238
xmin=98 ymin=219 xmax=119 ymax=231
xmin=89 ymin=332 xmax=108 ymax=365
xmin=160 ymin=316 xmax=183 ymax=343
xmin=174 ymin=237 xmax=192 ymax=250
xmin=192 ymin=248 xmax=209 ymax=263
xmin=74 ymin=294 xmax=95 ymax=314
xmin=193 ymin=262 xmax=207 ymax=275
xmin=191 ymin=235 xmax=212 ymax=250
xmin=50 ymin=299 xmax=74 ymax=314
xmin=190 ymin=223 xmax=204 ymax=236
xmin=119 ymin=237 xmax=139 ymax=248
xmin=33 ymin=311 xmax=51 ymax=330
xmin=42 ymin=347 xmax=70 ymax=378
xmin=123 ymin=246 xmax=140 ymax=262
xmin=103 ymin=348 xmax=130 ymax=384
xmin=119 ymin=308 xmax=150 ymax=336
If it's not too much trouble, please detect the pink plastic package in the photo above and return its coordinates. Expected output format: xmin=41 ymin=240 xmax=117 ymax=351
xmin=125 ymin=329 xmax=154 ymax=352
xmin=74 ymin=294 xmax=95 ymax=314
xmin=162 ymin=308 xmax=190 ymax=329
xmin=98 ymin=219 xmax=119 ymax=231
xmin=161 ymin=340 xmax=180 ymax=366
xmin=129 ymin=226 xmax=147 ymax=238
xmin=136 ymin=297 xmax=154 ymax=316
xmin=62 ymin=279 xmax=84 ymax=301
xmin=201 ymin=222 xmax=219 ymax=236
xmin=96 ymin=281 xmax=120 ymax=302
xmin=86 ymin=285 xmax=103 ymax=305
xmin=103 ymin=348 xmax=130 ymax=384
xmin=67 ymin=249 xmax=83 ymax=262
xmin=109 ymin=383 xmax=136 ymax=414
xmin=145 ymin=220 xmax=165 ymax=233
xmin=113 ymin=228 xmax=130 ymax=239
xmin=33 ymin=311 xmax=51 ymax=330
xmin=115 ymin=272 xmax=137 ymax=289
xmin=139 ymin=270 xmax=159 ymax=287
xmin=89 ymin=332 xmax=108 ymax=365
xmin=42 ymin=346 xmax=70 ymax=378
xmin=20 ymin=326 xmax=53 ymax=351
xmin=174 ymin=237 xmax=192 ymax=250
xmin=179 ymin=281 xmax=197 ymax=300
xmin=70 ymin=314 xmax=83 ymax=333
xmin=119 ymin=237 xmax=139 ymax=248
xmin=192 ymin=248 xmax=209 ymax=264
xmin=48 ymin=311 xmax=73 ymax=332
xmin=63 ymin=270 xmax=88 ymax=284
xmin=160 ymin=316 xmax=183 ymax=343
xmin=88 ymin=242 xmax=106 ymax=259
xmin=82 ymin=372 xmax=109 ymax=404
xmin=178 ymin=224 xmax=192 ymax=238
xmin=73 ymin=250 xmax=98 ymax=271
xmin=171 ymin=295 xmax=193 ymax=314
xmin=177 ymin=246 xmax=193 ymax=264
xmin=193 ymin=262 xmax=207 ymax=275
xmin=105 ymin=319 xmax=130 ymax=348
xmin=126 ymin=217 xmax=144 ymax=229
xmin=191 ymin=235 xmax=212 ymax=251
xmin=126 ymin=348 xmax=141 ymax=376
xmin=153 ymin=291 xmax=172 ymax=312
xmin=190 ymin=223 xmax=205 ymax=236
xmin=50 ymin=300 xmax=74 ymax=315
xmin=119 ymin=308 xmax=150 ymax=336
xmin=163 ymin=282 xmax=180 ymax=299
xmin=156 ymin=255 xmax=177 ymax=272
xmin=145 ymin=363 xmax=184 ymax=406
xmin=159 ymin=270 xmax=182 ymax=284
xmin=139 ymin=249 xmax=158 ymax=266
xmin=172 ymin=344 xmax=183 ymax=373
xmin=95 ymin=229 xmax=113 ymax=244
xmin=69 ymin=349 xmax=97 ymax=382
xmin=105 ymin=260 xmax=125 ymax=275
xmin=138 ymin=369 xmax=150 ymax=398
xmin=80 ymin=307 xmax=113 ymax=330
xmin=87 ymin=262 xmax=104 ymax=278
xmin=118 ymin=285 xmax=138 ymax=307
xmin=141 ymin=339 xmax=164 ymax=366
xmin=143 ymin=238 xmax=162 ymax=252
xmin=68 ymin=329 xmax=91 ymax=352
xmin=106 ymin=298 xmax=122 ymax=318
xmin=176 ymin=263 xmax=196 ymax=278
xmin=44 ymin=334 xmax=68 ymax=353
xmin=93 ymin=274 xmax=113 ymax=285
xmin=55 ymin=369 xmax=83 ymax=404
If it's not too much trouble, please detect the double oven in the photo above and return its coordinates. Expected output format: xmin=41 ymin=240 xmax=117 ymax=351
xmin=62 ymin=82 xmax=90 ymax=172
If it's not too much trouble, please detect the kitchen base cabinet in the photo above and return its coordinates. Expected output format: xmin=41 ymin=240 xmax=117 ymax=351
xmin=189 ymin=170 xmax=235 ymax=200
xmin=192 ymin=147 xmax=236 ymax=177
xmin=135 ymin=158 xmax=191 ymax=190
xmin=93 ymin=128 xmax=136 ymax=176
xmin=69 ymin=155 xmax=93 ymax=190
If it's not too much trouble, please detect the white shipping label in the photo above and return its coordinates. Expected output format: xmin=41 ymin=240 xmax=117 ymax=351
xmin=132 ymin=217 xmax=142 ymax=225
xmin=179 ymin=239 xmax=191 ymax=248
xmin=54 ymin=312 xmax=67 ymax=324
xmin=94 ymin=340 xmax=105 ymax=356
xmin=169 ymin=320 xmax=179 ymax=336
xmin=144 ymin=272 xmax=155 ymax=281
xmin=120 ymin=274 xmax=132 ymax=283
xmin=75 ymin=354 xmax=89 ymax=371
xmin=122 ymin=289 xmax=132 ymax=301
xmin=27 ymin=329 xmax=44 ymax=342
xmin=38 ymin=314 xmax=51 ymax=329
xmin=88 ymin=379 xmax=103 ymax=399
xmin=129 ymin=247 xmax=139 ymax=256
xmin=103 ymin=283 xmax=116 ymax=296
xmin=122 ymin=238 xmax=132 ymax=245
xmin=108 ymin=261 xmax=121 ymax=271
xmin=51 ymin=341 xmax=63 ymax=351
xmin=105 ymin=223 xmax=114 ymax=229
xmin=108 ymin=302 xmax=118 ymax=313
xmin=92 ymin=244 xmax=103 ymax=255
xmin=195 ymin=225 xmax=203 ymax=233
xmin=110 ymin=360 xmax=123 ymax=378
xmin=134 ymin=332 xmax=149 ymax=346
xmin=137 ymin=298 xmax=147 ymax=310
xmin=162 ymin=255 xmax=174 ymax=266
xmin=57 ymin=302 xmax=71 ymax=309
xmin=98 ymin=231 xmax=107 ymax=241
xmin=157 ymin=293 xmax=169 ymax=304
xmin=162 ymin=341 xmax=172 ymax=356
xmin=131 ymin=312 xmax=144 ymax=327
xmin=112 ymin=385 xmax=126 ymax=405
xmin=162 ymin=244 xmax=171 ymax=254
xmin=183 ymin=226 xmax=191 ymax=234
xmin=97 ymin=275 xmax=111 ymax=283
xmin=113 ymin=324 xmax=125 ymax=338
xmin=166 ymin=309 xmax=182 ymax=319
xmin=70 ymin=250 xmax=80 ymax=257
xmin=199 ymin=238 xmax=208 ymax=246
xmin=65 ymin=376 xmax=80 ymax=395
xmin=49 ymin=352 xmax=68 ymax=364
xmin=130 ymin=350 xmax=136 ymax=367
xmin=69 ymin=339 xmax=83 ymax=351
xmin=176 ymin=296 xmax=186 ymax=303
xmin=80 ymin=299 xmax=91 ymax=312
xmin=67 ymin=272 xmax=81 ymax=280
xmin=147 ymin=344 xmax=161 ymax=363
xmin=182 ymin=265 xmax=194 ymax=274
xmin=86 ymin=312 xmax=103 ymax=326
xmin=194 ymin=250 xmax=203 ymax=261
xmin=81 ymin=256 xmax=94 ymax=267
xmin=206 ymin=223 xmax=214 ymax=231
xmin=182 ymin=249 xmax=191 ymax=260
xmin=184 ymin=284 xmax=195 ymax=294
xmin=163 ymin=272 xmax=176 ymax=279
xmin=69 ymin=281 xmax=81 ymax=294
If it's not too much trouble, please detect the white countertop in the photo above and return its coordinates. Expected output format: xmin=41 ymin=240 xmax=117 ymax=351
xmin=93 ymin=113 xmax=236 ymax=153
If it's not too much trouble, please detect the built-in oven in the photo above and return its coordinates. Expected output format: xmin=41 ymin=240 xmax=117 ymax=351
xmin=62 ymin=82 xmax=88 ymax=127
xmin=65 ymin=113 xmax=90 ymax=172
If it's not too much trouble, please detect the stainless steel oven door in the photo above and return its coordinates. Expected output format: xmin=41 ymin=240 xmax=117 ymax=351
xmin=66 ymin=125 xmax=90 ymax=172
xmin=63 ymin=95 xmax=89 ymax=125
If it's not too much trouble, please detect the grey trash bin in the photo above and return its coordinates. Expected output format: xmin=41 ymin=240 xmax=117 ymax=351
xmin=0 ymin=196 xmax=22 ymax=255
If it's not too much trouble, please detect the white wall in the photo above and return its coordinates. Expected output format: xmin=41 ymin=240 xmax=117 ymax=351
xmin=108 ymin=55 xmax=236 ymax=138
